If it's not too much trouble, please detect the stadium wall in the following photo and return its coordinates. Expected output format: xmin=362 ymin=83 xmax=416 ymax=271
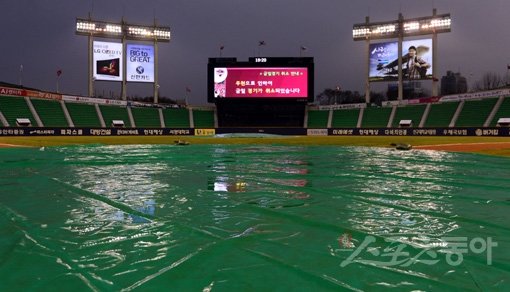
xmin=0 ymin=127 xmax=507 ymax=137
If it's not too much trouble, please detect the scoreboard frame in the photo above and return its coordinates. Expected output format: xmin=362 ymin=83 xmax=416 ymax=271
xmin=207 ymin=57 xmax=314 ymax=103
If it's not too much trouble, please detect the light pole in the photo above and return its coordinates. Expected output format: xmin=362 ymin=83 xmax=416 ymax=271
xmin=76 ymin=17 xmax=171 ymax=101
xmin=353 ymin=10 xmax=451 ymax=102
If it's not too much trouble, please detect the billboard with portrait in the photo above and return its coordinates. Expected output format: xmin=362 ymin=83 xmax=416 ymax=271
xmin=126 ymin=44 xmax=154 ymax=83
xmin=369 ymin=38 xmax=433 ymax=82
xmin=93 ymin=41 xmax=123 ymax=82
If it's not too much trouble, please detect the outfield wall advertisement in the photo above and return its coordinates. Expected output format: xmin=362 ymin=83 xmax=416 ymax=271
xmin=1 ymin=127 xmax=507 ymax=137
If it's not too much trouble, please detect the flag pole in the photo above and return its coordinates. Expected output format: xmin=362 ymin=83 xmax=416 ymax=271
xmin=19 ymin=65 xmax=23 ymax=86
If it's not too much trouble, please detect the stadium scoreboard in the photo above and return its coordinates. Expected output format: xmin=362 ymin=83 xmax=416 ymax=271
xmin=208 ymin=57 xmax=314 ymax=103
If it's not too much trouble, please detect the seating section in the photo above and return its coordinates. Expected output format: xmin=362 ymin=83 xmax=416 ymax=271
xmin=4 ymin=92 xmax=509 ymax=130
xmin=163 ymin=108 xmax=190 ymax=128
xmin=331 ymin=109 xmax=360 ymax=128
xmin=65 ymin=102 xmax=101 ymax=127
xmin=307 ymin=110 xmax=329 ymax=128
xmin=423 ymin=101 xmax=459 ymax=127
xmin=490 ymin=96 xmax=510 ymax=126
xmin=100 ymin=105 xmax=132 ymax=127
xmin=0 ymin=95 xmax=35 ymax=126
xmin=193 ymin=109 xmax=215 ymax=128
xmin=361 ymin=107 xmax=392 ymax=128
xmin=455 ymin=98 xmax=497 ymax=127
xmin=31 ymin=99 xmax=68 ymax=127
xmin=391 ymin=105 xmax=426 ymax=127
xmin=131 ymin=107 xmax=160 ymax=128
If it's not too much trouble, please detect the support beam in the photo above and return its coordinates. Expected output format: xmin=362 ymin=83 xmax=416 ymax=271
xmin=397 ymin=13 xmax=404 ymax=102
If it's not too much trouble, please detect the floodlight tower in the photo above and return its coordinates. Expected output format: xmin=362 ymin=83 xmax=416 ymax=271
xmin=76 ymin=16 xmax=171 ymax=103
xmin=353 ymin=9 xmax=451 ymax=103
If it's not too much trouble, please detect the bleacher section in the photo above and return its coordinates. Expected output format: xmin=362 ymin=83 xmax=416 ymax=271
xmin=361 ymin=107 xmax=392 ymax=128
xmin=100 ymin=105 xmax=132 ymax=127
xmin=131 ymin=107 xmax=160 ymax=128
xmin=491 ymin=96 xmax=510 ymax=127
xmin=0 ymin=95 xmax=36 ymax=126
xmin=65 ymin=102 xmax=101 ymax=127
xmin=193 ymin=109 xmax=215 ymax=128
xmin=423 ymin=102 xmax=459 ymax=128
xmin=307 ymin=110 xmax=329 ymax=128
xmin=331 ymin=109 xmax=360 ymax=128
xmin=391 ymin=104 xmax=426 ymax=128
xmin=455 ymin=98 xmax=498 ymax=127
xmin=163 ymin=108 xmax=190 ymax=128
xmin=31 ymin=99 xmax=68 ymax=127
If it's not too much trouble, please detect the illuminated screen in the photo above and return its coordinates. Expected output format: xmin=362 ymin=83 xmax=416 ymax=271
xmin=93 ymin=41 xmax=123 ymax=82
xmin=369 ymin=38 xmax=433 ymax=82
xmin=212 ymin=67 xmax=308 ymax=98
xmin=126 ymin=44 xmax=154 ymax=83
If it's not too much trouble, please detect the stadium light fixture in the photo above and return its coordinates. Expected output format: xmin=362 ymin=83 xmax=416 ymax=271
xmin=76 ymin=16 xmax=171 ymax=100
xmin=76 ymin=19 xmax=123 ymax=37
xmin=126 ymin=25 xmax=171 ymax=41
xmin=352 ymin=13 xmax=451 ymax=40
xmin=75 ymin=18 xmax=171 ymax=42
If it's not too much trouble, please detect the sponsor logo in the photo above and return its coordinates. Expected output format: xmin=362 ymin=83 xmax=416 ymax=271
xmin=307 ymin=129 xmax=328 ymax=136
xmin=194 ymin=129 xmax=216 ymax=136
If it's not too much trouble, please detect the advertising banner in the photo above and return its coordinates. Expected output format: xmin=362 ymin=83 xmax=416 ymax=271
xmin=440 ymin=89 xmax=510 ymax=102
xmin=93 ymin=41 xmax=123 ymax=81
xmin=62 ymin=95 xmax=127 ymax=106
xmin=0 ymin=127 xmax=507 ymax=137
xmin=0 ymin=87 xmax=26 ymax=97
xmin=369 ymin=39 xmax=433 ymax=82
xmin=26 ymin=90 xmax=62 ymax=100
xmin=126 ymin=44 xmax=154 ymax=82
xmin=213 ymin=67 xmax=308 ymax=98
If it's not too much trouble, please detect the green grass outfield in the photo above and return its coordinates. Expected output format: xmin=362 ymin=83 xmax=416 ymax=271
xmin=2 ymin=135 xmax=510 ymax=156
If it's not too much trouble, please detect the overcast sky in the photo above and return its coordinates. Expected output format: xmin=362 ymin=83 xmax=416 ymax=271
xmin=0 ymin=0 xmax=509 ymax=104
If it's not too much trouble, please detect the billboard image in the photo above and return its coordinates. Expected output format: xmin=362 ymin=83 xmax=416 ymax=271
xmin=212 ymin=67 xmax=308 ymax=98
xmin=127 ymin=44 xmax=154 ymax=83
xmin=369 ymin=38 xmax=433 ymax=82
xmin=93 ymin=41 xmax=123 ymax=81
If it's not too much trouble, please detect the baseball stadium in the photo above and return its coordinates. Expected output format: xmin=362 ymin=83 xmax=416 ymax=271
xmin=1 ymin=4 xmax=510 ymax=292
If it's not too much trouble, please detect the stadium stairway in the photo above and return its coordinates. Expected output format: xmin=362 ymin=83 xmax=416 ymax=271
xmin=490 ymin=96 xmax=510 ymax=126
xmin=361 ymin=106 xmax=392 ymax=128
xmin=31 ymin=98 xmax=69 ymax=127
xmin=0 ymin=95 xmax=37 ymax=126
xmin=163 ymin=108 xmax=191 ymax=128
xmin=0 ymin=111 xmax=8 ymax=126
xmin=306 ymin=110 xmax=329 ymax=128
xmin=99 ymin=105 xmax=133 ymax=128
xmin=131 ymin=107 xmax=161 ymax=128
xmin=391 ymin=104 xmax=426 ymax=128
xmin=65 ymin=102 xmax=102 ymax=127
xmin=455 ymin=98 xmax=498 ymax=127
xmin=423 ymin=101 xmax=459 ymax=128
xmin=192 ymin=109 xmax=215 ymax=128
xmin=331 ymin=109 xmax=360 ymax=128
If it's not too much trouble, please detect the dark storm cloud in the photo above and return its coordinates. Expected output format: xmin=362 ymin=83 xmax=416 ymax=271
xmin=0 ymin=0 xmax=509 ymax=104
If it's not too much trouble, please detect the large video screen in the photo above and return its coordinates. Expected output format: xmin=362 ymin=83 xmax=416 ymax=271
xmin=369 ymin=38 xmax=433 ymax=82
xmin=93 ymin=41 xmax=123 ymax=82
xmin=126 ymin=44 xmax=154 ymax=83
xmin=212 ymin=67 xmax=308 ymax=98
xmin=208 ymin=57 xmax=313 ymax=102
